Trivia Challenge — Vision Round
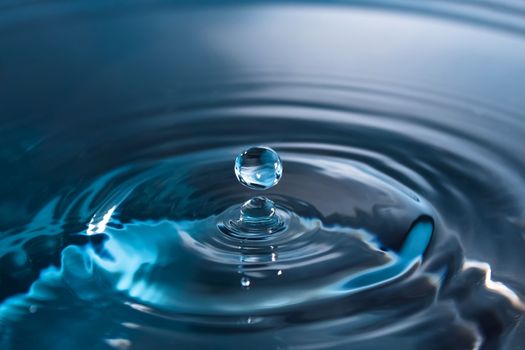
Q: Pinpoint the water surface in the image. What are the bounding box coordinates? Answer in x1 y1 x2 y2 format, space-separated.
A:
1 1 525 349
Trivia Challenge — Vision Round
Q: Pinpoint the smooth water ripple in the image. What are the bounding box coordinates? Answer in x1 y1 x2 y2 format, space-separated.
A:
1 1 525 350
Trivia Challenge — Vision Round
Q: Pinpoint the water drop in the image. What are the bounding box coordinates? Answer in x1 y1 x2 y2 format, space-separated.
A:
234 146 282 190
240 277 251 288
219 146 287 237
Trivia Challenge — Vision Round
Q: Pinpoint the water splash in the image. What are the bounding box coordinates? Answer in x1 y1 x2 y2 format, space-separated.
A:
221 147 286 237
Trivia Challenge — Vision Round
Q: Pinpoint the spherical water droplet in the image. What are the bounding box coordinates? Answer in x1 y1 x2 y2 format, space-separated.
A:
240 277 251 288
235 146 282 190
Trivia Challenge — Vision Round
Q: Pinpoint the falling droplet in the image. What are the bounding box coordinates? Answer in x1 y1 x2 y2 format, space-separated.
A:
219 146 287 238
234 146 282 190
240 277 251 288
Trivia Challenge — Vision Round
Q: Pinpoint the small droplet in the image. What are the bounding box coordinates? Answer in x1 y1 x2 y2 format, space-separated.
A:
240 277 251 288
235 146 282 190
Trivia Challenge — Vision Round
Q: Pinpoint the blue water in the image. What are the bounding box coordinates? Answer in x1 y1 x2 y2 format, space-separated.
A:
1 1 525 349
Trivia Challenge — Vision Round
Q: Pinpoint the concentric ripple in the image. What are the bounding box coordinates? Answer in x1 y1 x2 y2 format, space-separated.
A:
0 75 523 349
1 2 525 349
